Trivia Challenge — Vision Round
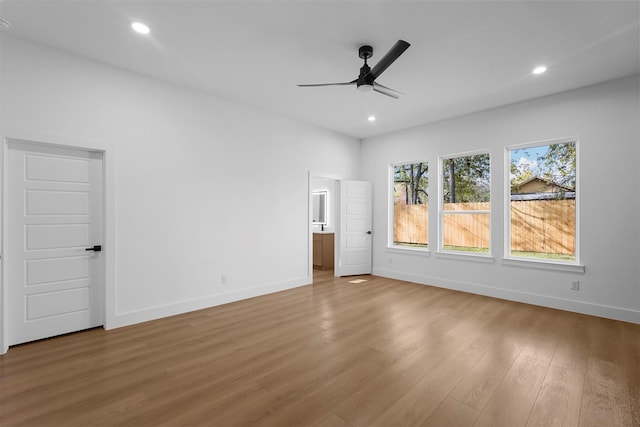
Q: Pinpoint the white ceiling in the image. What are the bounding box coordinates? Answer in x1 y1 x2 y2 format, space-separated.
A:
1 1 638 139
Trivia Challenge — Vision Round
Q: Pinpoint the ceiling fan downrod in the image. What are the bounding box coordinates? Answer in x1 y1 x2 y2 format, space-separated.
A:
357 45 374 92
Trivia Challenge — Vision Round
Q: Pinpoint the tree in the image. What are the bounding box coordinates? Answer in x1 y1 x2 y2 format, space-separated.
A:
443 154 490 203
394 163 428 205
510 142 576 197
538 141 576 190
510 158 534 193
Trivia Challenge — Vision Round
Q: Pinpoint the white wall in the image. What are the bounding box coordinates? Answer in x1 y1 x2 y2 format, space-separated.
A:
0 35 361 336
361 75 640 323
1 35 637 351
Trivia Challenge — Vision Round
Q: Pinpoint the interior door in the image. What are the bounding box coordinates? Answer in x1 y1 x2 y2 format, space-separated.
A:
338 180 372 276
7 140 103 346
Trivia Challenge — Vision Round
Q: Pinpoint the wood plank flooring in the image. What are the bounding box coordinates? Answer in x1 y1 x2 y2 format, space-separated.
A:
1 271 638 426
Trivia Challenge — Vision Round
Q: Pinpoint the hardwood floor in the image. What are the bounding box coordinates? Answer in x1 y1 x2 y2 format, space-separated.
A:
1 271 638 426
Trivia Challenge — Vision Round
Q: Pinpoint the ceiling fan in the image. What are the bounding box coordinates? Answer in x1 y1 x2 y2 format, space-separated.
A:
298 40 411 99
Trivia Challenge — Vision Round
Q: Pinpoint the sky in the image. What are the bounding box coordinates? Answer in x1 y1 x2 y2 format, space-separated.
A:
510 145 550 178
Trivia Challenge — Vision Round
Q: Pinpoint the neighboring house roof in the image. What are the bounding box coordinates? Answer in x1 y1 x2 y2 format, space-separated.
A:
512 176 575 200
513 175 574 194
511 192 575 201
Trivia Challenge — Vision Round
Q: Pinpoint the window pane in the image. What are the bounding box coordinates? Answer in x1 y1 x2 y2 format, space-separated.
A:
509 141 576 261
440 153 491 254
443 154 490 203
393 163 428 247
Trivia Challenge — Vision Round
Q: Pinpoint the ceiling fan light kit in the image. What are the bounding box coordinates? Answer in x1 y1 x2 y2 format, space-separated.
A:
298 39 410 99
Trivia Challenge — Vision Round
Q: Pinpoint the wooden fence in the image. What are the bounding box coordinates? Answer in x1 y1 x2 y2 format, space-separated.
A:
394 199 575 254
510 199 575 254
394 204 428 245
443 203 490 249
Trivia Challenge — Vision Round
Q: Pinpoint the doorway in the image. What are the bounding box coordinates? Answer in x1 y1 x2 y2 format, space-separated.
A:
4 139 105 346
311 177 337 277
309 177 373 278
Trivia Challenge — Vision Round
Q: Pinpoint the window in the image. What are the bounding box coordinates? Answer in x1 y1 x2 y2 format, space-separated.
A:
507 139 577 262
391 162 428 249
440 152 491 254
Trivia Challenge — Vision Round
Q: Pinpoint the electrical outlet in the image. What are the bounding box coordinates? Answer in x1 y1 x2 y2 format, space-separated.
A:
571 280 579 291
221 275 228 284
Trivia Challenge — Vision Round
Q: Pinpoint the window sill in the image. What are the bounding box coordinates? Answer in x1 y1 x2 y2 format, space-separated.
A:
387 246 431 257
435 251 495 263
502 257 585 273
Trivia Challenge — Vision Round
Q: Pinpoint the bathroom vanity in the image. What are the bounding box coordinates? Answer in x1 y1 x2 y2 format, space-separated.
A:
313 232 334 270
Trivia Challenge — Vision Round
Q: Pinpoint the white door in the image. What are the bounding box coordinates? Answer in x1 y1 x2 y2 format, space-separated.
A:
338 180 372 276
7 141 103 346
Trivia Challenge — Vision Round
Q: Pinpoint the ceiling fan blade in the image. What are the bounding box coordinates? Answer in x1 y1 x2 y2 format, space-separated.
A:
374 82 403 96
297 80 357 87
373 87 400 99
368 40 410 80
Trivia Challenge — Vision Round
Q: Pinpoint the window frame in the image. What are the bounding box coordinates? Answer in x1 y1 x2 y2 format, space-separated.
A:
388 160 430 253
503 137 582 270
437 149 492 258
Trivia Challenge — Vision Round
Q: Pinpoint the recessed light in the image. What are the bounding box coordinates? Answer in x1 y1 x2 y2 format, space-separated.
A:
532 65 547 75
368 116 376 122
131 21 150 35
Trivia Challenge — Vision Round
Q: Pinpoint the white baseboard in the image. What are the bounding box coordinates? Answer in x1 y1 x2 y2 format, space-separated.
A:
107 276 312 330
373 268 640 324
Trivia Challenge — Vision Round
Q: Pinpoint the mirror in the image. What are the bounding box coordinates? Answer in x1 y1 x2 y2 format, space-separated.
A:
312 191 327 225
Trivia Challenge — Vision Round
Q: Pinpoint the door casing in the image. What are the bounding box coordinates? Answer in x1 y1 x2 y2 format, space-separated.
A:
308 174 372 278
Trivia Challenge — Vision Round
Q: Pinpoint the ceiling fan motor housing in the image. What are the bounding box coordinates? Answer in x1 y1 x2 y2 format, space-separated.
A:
358 45 373 60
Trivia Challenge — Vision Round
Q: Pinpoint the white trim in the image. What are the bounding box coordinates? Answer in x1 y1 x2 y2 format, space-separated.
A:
307 172 313 279
0 131 115 354
507 135 579 152
372 268 640 324
439 148 493 160
438 157 444 251
334 180 340 277
503 145 512 263
386 246 431 256
1 140 6 354
435 251 495 263
502 257 585 273
442 210 491 215
110 276 311 329
575 139 581 264
388 164 394 248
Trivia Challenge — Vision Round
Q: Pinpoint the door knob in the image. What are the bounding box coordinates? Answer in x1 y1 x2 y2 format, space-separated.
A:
85 245 102 252
366 231 372 235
